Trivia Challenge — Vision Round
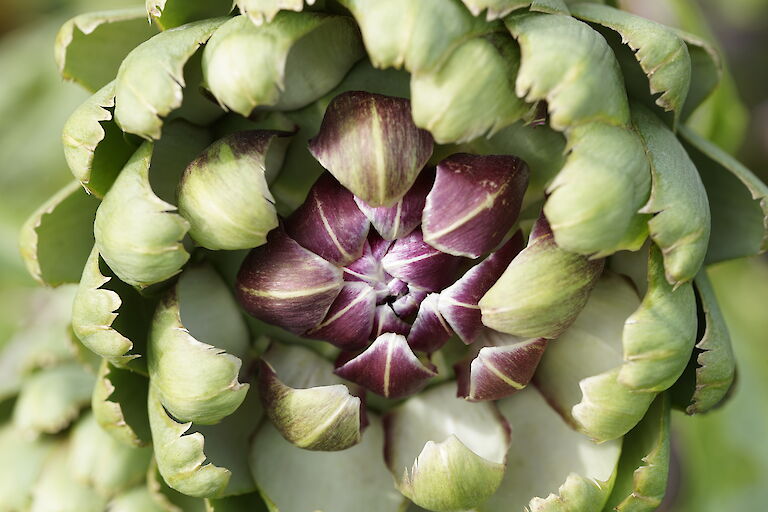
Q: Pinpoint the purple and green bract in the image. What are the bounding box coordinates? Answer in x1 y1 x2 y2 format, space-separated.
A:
236 91 539 400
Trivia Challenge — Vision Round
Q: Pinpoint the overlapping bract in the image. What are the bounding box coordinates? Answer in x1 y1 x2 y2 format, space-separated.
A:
6 1 766 511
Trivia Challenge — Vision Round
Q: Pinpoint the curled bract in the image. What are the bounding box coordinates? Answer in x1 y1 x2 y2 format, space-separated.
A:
535 272 656 442
94 122 211 288
258 343 362 451
480 217 604 339
148 264 250 425
384 383 510 511
178 130 292 250
202 13 364 116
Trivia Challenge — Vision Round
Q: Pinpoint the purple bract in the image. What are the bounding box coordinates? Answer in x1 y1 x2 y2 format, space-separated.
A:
237 91 539 400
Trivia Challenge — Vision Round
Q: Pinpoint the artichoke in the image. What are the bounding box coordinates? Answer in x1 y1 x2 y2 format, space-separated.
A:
5 1 768 511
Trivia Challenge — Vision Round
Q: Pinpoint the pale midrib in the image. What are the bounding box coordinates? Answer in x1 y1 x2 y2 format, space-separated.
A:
390 199 403 236
314 288 371 329
387 249 440 268
371 103 387 204
383 339 394 397
434 306 452 334
298 393 354 447
315 192 352 261
427 184 507 241
441 295 479 310
239 282 338 299
479 351 524 390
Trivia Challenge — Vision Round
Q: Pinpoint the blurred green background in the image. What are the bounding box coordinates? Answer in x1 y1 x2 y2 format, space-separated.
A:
0 0 765 510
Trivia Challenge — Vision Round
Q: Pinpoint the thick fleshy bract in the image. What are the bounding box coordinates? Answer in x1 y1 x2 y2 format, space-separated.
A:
370 305 412 339
408 294 453 353
258 344 362 451
306 282 377 350
535 272 656 442
285 172 370 265
381 229 463 291
93 121 211 288
178 130 290 251
236 230 343 333
440 233 523 344
149 265 250 425
480 218 603 339
335 333 436 398
308 91 434 207
422 153 528 258
202 13 364 116
456 332 547 402
354 168 434 241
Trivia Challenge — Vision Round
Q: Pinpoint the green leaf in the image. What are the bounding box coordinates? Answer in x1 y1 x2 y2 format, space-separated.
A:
73 246 153 369
603 394 670 512
0 286 78 401
205 492 269 512
114 17 227 139
146 459 208 512
631 104 710 286
570 3 691 123
236 0 317 26
19 181 100 286
683 64 747 155
149 264 250 425
92 360 152 447
459 1 537 20
341 0 498 74
202 13 364 117
250 417 403 512
259 343 362 451
55 8 158 92
675 29 722 121
29 444 107 512
147 0 234 30
544 122 650 256
679 125 768 263
619 245 697 392
94 121 211 288
108 486 168 512
530 0 570 14
0 425 54 511
482 387 621 512
671 271 737 415
505 12 629 131
62 81 140 198
148 384 260 498
69 413 153 497
534 272 655 442
410 32 529 144
13 362 96 436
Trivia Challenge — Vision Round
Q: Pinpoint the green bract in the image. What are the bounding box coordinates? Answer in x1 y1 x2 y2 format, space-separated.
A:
6 1 765 511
